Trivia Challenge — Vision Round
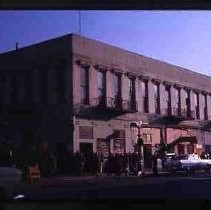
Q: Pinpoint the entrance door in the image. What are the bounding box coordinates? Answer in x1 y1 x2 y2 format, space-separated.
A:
79 143 93 155
178 144 185 155
79 143 93 173
187 144 194 154
143 144 152 168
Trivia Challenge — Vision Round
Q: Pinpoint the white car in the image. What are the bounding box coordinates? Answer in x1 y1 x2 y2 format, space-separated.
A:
165 154 211 174
0 166 25 201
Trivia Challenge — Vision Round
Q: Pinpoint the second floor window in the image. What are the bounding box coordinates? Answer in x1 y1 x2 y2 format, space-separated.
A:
202 94 208 120
164 86 171 114
113 73 121 99
10 75 18 104
141 80 148 113
129 77 135 100
184 89 191 116
193 92 199 119
154 83 160 114
98 71 106 98
175 88 181 115
39 70 47 106
80 66 89 104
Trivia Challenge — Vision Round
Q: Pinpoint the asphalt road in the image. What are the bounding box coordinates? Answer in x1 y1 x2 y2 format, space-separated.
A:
20 173 211 201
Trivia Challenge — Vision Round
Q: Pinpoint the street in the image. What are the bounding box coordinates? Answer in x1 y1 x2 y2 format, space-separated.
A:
20 173 211 201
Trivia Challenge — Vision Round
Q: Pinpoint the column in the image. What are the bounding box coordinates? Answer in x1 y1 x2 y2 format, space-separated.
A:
122 74 129 101
190 89 195 113
159 83 166 114
199 92 204 120
72 60 82 105
135 78 142 112
170 86 177 110
207 94 211 120
180 88 187 111
106 69 113 99
89 65 98 106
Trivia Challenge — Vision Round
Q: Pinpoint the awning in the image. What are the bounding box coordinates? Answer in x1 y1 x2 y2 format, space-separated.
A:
150 115 184 125
201 120 211 129
168 136 197 148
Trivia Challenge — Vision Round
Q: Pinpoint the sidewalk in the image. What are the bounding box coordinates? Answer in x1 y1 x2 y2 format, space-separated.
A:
27 169 171 188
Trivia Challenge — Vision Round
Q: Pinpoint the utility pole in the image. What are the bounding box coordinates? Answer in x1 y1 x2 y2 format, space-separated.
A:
79 10 81 35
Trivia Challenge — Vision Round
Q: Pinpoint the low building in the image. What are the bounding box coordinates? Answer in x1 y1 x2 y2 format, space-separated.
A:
0 33 211 168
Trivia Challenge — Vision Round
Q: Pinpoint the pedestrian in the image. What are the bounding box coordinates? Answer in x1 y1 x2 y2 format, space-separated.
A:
153 152 158 176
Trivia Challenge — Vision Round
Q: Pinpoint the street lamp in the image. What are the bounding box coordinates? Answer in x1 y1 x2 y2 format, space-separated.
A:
130 121 144 174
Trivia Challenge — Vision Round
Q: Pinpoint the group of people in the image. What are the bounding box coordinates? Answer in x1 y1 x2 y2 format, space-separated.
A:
201 152 211 159
0 140 162 178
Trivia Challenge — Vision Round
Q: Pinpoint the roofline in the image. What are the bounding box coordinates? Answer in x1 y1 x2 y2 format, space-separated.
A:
72 34 211 80
0 33 76 57
0 32 211 80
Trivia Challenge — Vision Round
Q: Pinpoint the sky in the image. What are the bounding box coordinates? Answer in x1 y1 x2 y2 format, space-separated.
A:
0 11 211 76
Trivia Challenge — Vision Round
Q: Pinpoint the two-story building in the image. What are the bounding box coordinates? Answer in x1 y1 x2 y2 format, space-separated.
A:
1 33 211 167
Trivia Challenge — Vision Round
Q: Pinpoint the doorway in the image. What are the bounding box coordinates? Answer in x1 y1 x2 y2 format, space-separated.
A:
79 143 93 155
79 142 93 173
143 144 152 168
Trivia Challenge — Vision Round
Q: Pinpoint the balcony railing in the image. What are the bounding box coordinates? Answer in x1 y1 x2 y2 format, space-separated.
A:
179 109 196 120
90 97 137 113
160 107 196 120
122 99 137 112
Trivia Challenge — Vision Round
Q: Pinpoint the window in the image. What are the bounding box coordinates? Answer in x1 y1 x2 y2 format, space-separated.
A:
25 73 33 105
141 80 148 113
113 73 121 108
193 92 199 119
113 73 121 99
202 94 208 120
10 74 18 104
165 86 171 115
184 89 191 117
98 70 106 98
55 62 66 104
143 133 152 144
80 66 89 104
175 88 181 115
129 77 136 109
39 70 47 105
154 83 160 114
79 126 93 139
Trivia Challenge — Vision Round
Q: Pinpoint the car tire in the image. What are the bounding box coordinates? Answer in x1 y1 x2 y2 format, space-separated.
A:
186 167 194 176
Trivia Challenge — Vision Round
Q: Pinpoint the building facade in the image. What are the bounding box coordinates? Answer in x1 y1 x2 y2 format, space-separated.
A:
1 33 211 167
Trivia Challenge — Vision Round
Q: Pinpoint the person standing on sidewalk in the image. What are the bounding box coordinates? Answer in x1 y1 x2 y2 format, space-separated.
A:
152 151 158 176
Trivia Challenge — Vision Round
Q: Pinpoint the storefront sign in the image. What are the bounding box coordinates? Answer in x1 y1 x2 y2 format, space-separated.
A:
196 144 203 149
113 138 125 154
97 139 110 157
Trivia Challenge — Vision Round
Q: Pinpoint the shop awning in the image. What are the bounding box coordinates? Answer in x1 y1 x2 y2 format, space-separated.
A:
150 115 184 125
201 120 211 129
168 136 197 149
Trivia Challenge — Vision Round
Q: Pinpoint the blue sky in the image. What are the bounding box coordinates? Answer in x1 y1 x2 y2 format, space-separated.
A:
0 11 211 76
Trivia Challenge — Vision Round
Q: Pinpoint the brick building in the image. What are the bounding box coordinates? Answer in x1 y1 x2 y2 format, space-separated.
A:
0 33 211 167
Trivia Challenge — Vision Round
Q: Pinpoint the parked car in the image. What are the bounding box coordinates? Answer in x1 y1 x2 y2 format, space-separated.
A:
0 166 26 201
162 153 176 170
165 154 211 174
